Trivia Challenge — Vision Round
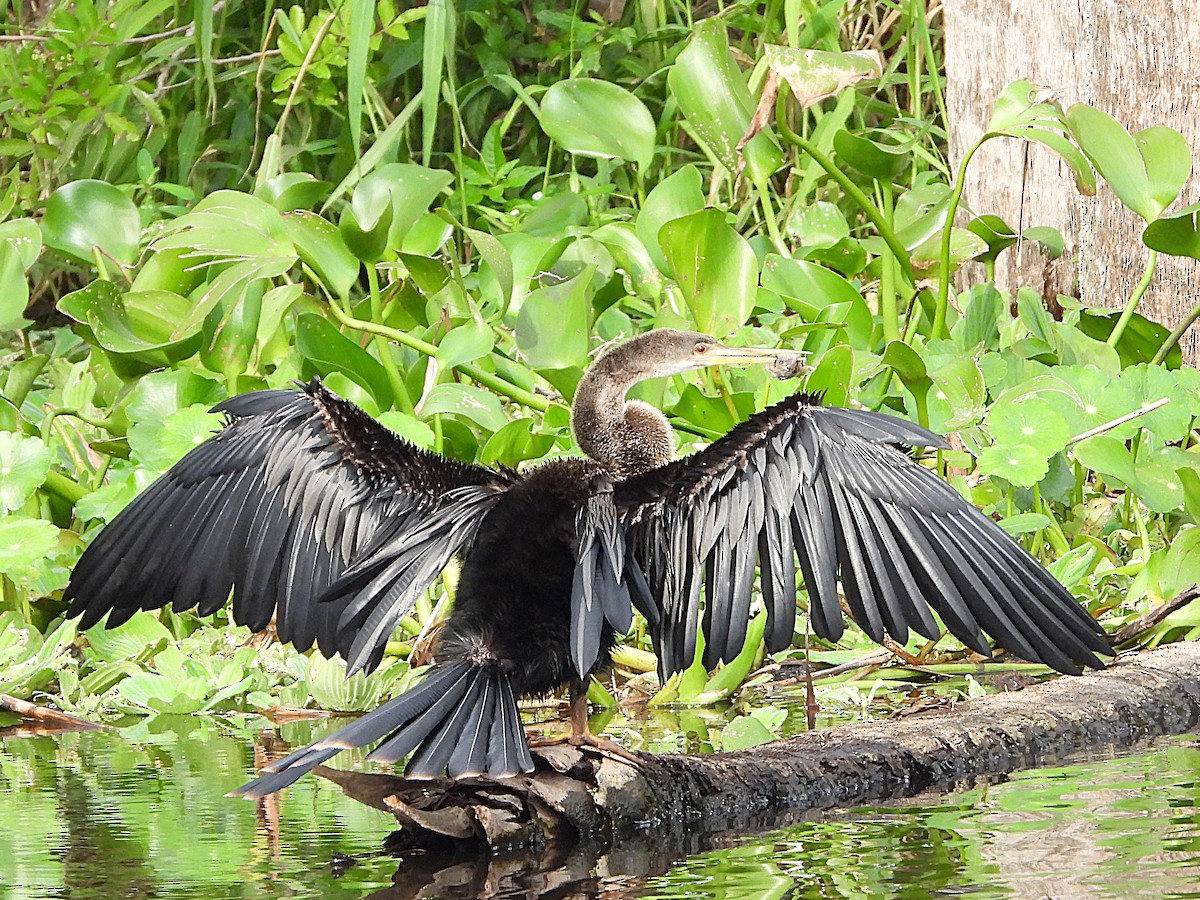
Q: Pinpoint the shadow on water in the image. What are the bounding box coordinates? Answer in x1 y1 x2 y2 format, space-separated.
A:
1 711 1198 899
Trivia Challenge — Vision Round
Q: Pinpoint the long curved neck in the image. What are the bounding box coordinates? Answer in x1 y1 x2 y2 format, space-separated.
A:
571 342 674 478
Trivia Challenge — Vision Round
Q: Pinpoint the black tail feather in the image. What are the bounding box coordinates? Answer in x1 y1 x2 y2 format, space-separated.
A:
231 660 532 799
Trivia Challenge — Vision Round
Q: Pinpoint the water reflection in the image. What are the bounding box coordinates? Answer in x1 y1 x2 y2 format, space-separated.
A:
1 717 1198 899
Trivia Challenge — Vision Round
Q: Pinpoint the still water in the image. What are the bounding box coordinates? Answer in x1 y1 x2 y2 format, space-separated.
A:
1 713 1197 899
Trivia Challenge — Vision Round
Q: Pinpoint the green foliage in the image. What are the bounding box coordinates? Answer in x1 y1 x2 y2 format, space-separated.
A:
2 0 1198 724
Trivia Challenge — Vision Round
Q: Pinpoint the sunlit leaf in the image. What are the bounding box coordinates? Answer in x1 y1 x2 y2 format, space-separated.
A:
668 20 753 171
987 398 1070 454
977 442 1050 487
437 321 495 369
420 383 508 432
515 270 592 370
0 432 52 512
661 210 756 336
540 78 655 170
42 180 140 265
636 165 705 275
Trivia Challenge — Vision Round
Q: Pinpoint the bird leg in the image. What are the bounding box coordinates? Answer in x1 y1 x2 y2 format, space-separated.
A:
530 681 644 768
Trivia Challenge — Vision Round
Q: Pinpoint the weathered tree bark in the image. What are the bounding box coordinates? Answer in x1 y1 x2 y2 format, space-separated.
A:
318 641 1200 853
944 0 1200 361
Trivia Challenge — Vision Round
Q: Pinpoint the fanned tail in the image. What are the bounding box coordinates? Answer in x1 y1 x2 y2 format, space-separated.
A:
231 660 533 799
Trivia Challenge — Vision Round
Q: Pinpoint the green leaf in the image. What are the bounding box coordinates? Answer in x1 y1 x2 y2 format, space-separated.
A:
1065 104 1157 220
1135 127 1192 216
281 211 359 298
515 270 592 370
128 405 222 471
1078 308 1180 369
84 612 173 663
996 513 1052 536
788 201 851 250
637 165 705 275
927 356 985 430
833 130 908 181
977 443 1051 487
1117 364 1193 442
257 172 331 212
363 163 454 250
1142 201 1200 261
1159 527 1200 600
760 256 871 347
717 713 778 751
420 383 509 432
1022 226 1065 258
480 418 556 467
1073 435 1135 485
295 313 393 409
668 20 753 171
42 179 140 265
0 518 60 575
465 227 514 310
437 321 495 369
125 369 224 429
0 432 52 512
966 214 1018 264
660 210 756 336
987 398 1070 455
0 218 42 269
0 243 30 331
986 82 1096 195
766 44 881 108
59 282 205 359
540 78 655 170
803 343 854 407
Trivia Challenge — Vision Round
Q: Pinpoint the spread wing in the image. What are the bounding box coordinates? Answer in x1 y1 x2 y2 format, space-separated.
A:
600 393 1111 679
65 380 514 674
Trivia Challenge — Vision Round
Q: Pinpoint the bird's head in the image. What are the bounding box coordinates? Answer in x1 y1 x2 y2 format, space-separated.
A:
602 328 806 382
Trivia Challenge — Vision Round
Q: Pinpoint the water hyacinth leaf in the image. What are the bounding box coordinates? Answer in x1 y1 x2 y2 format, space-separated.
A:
1143 201 1200 261
1065 104 1158 220
718 713 778 752
987 398 1070 454
927 356 985 431
0 243 30 331
295 312 393 408
591 223 662 298
890 180 952 250
1159 528 1200 600
911 228 988 276
420 383 509 433
1179 466 1200 520
1077 308 1180 369
956 283 1007 351
372 163 454 248
539 78 655 170
0 432 52 512
281 211 359 298
481 418 556 467
636 165 705 275
125 369 224 429
340 185 394 262
668 20 753 171
1022 226 1065 258
833 129 908 181
788 201 850 249
1073 435 1135 485
986 81 1096 195
996 513 1052 536
803 343 853 407
257 172 330 212
882 339 932 391
42 179 140 265
764 44 881 108
0 218 42 269
515 269 592 370
375 411 436 449
0 518 60 575
58 282 203 363
437 321 495 369
978 442 1050 487
465 227 514 309
1134 127 1192 215
761 255 871 345
966 214 1018 263
660 210 756 336
153 190 292 263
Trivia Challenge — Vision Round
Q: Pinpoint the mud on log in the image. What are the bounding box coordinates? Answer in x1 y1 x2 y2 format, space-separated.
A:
317 642 1200 851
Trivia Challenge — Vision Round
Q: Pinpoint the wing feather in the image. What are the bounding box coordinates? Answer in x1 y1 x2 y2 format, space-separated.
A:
608 392 1110 678
66 381 513 670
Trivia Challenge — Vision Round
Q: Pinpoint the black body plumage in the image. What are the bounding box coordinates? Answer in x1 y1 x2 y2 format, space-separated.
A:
64 330 1112 796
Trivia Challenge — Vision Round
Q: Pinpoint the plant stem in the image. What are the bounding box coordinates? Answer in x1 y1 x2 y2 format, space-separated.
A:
775 117 914 283
42 470 88 505
933 137 985 339
1108 250 1158 348
324 302 550 412
879 181 900 342
1151 286 1200 365
364 267 413 414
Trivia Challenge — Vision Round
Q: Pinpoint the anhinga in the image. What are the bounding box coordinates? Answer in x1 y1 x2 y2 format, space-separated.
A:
65 329 1112 796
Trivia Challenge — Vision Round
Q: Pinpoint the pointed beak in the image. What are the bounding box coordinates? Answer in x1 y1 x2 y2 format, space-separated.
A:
701 344 810 375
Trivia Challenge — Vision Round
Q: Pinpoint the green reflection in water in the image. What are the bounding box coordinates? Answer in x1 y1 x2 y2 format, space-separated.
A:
1 716 1198 899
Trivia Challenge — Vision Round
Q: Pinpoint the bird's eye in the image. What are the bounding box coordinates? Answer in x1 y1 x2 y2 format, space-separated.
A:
694 341 710 354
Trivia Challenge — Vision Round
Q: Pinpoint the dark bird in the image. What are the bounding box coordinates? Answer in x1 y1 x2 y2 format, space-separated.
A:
64 329 1112 795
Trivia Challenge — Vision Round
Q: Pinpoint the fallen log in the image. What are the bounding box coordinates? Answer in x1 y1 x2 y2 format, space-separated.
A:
316 642 1200 854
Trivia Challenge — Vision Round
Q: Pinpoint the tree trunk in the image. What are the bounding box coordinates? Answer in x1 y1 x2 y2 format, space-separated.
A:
943 0 1200 362
317 641 1200 852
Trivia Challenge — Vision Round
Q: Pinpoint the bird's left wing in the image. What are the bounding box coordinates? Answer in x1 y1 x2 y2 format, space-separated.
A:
65 380 515 674
601 393 1111 680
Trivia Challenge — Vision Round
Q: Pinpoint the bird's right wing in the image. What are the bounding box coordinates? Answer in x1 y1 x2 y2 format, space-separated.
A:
605 393 1111 679
65 380 514 673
